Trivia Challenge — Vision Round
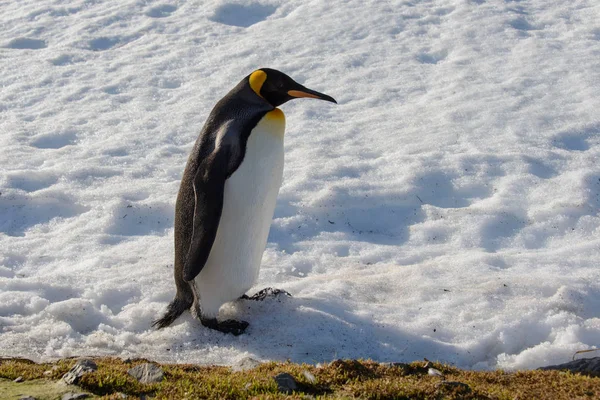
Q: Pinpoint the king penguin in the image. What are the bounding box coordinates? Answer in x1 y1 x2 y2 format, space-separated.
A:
153 68 336 335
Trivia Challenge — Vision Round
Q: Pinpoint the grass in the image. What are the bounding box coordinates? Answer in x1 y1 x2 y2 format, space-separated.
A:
0 357 598 399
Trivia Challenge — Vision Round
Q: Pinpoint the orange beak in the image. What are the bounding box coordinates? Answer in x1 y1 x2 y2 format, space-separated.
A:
287 87 337 103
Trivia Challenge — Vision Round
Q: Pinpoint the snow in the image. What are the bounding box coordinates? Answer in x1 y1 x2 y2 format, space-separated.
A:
1 0 599 370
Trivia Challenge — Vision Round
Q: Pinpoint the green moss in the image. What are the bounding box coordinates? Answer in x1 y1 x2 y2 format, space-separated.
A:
0 358 72 381
0 378 95 400
0 357 598 399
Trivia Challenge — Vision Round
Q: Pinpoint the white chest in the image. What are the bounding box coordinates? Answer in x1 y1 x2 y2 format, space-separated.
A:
194 109 285 317
225 112 285 214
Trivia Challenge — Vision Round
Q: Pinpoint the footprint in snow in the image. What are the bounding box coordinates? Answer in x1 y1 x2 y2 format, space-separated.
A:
5 172 58 193
88 36 121 51
50 54 82 66
509 17 537 31
87 35 140 52
434 7 455 16
103 85 122 95
5 38 47 50
30 131 77 149
417 50 447 64
552 134 590 152
522 156 558 180
480 213 527 252
210 3 277 28
146 4 177 18
150 77 182 89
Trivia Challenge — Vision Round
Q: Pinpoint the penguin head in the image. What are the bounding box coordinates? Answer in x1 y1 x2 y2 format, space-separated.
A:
248 68 337 107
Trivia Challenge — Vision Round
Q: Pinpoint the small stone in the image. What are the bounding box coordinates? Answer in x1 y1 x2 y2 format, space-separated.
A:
62 393 89 400
274 373 298 394
14 376 24 382
114 394 128 399
62 359 98 385
127 363 164 384
19 396 36 400
233 357 262 372
428 367 444 377
302 370 316 383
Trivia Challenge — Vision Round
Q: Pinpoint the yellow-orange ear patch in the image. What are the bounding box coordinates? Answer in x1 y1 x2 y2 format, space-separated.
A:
249 70 267 98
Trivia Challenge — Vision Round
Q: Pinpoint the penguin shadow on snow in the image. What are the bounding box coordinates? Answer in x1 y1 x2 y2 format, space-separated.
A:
173 295 465 365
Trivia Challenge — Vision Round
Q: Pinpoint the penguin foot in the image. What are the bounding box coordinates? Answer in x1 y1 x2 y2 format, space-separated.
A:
201 318 249 336
244 287 292 301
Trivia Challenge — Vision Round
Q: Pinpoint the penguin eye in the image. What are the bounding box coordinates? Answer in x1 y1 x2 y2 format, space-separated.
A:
266 80 283 93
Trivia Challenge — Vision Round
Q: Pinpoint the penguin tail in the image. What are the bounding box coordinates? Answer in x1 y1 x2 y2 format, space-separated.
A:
152 296 193 329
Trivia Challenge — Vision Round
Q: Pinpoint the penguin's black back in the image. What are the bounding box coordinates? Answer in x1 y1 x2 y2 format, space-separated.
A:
153 76 275 328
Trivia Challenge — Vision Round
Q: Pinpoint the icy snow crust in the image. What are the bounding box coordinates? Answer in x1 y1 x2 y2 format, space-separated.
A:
1 0 599 370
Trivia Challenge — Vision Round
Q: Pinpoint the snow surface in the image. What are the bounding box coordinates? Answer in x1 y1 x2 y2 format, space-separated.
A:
1 0 599 370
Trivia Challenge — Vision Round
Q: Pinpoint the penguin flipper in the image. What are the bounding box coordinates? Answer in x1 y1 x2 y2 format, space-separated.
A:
182 147 231 282
152 295 193 329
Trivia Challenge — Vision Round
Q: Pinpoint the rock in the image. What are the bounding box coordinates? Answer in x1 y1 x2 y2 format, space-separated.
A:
19 396 36 400
428 367 444 377
62 393 89 400
302 370 316 383
539 357 600 377
274 373 298 394
232 357 262 372
127 363 164 384
14 376 24 382
62 359 97 385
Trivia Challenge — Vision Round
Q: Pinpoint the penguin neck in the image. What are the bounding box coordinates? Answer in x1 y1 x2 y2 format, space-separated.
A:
231 80 276 111
262 108 286 138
